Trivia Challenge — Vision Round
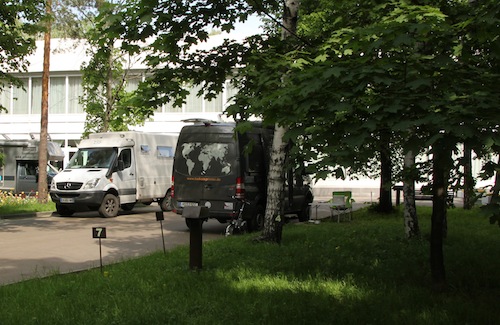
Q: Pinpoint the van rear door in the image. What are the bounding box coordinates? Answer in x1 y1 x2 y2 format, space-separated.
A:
173 128 238 216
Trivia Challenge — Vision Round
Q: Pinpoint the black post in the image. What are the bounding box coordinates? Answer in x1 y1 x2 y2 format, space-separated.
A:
189 219 203 270
182 206 208 270
156 211 166 255
99 238 103 274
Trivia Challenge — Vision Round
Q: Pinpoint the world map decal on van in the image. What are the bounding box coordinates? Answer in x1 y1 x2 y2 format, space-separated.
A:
180 142 233 176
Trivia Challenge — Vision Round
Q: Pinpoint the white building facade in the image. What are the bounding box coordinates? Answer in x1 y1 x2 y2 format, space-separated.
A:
0 39 235 166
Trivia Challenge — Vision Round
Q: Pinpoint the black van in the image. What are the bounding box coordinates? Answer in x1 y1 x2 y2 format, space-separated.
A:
171 120 314 231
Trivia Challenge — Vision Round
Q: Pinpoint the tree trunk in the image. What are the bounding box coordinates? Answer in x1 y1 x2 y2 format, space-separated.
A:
37 0 52 203
260 125 288 243
258 0 299 243
378 139 393 212
463 143 474 209
403 150 419 239
430 139 452 291
103 49 113 132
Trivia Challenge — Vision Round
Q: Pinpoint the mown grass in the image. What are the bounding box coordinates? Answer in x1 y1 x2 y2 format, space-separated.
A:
0 191 55 215
0 206 498 324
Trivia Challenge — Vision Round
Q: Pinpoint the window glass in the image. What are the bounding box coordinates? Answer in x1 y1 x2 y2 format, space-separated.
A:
125 75 141 92
175 139 235 177
163 100 178 113
186 84 203 112
0 85 10 111
205 92 223 112
225 81 239 107
140 145 150 154
157 146 173 158
31 78 42 114
12 79 28 114
49 77 66 113
119 149 132 168
68 76 83 113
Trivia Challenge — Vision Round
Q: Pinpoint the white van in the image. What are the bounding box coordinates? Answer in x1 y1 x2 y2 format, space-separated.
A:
50 131 177 217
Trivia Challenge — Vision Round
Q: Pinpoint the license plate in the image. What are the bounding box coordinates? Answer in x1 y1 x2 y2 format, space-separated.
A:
180 202 198 207
60 198 75 203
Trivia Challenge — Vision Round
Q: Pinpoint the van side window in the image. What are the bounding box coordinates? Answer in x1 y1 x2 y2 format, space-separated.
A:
119 149 132 168
157 146 173 158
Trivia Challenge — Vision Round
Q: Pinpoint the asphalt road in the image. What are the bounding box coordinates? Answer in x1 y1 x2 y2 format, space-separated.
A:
0 205 228 286
0 201 336 286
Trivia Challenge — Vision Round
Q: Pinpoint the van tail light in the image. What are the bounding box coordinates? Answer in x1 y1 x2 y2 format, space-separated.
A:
235 177 245 199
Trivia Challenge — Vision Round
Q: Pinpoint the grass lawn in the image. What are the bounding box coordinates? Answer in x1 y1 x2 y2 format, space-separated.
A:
0 206 498 324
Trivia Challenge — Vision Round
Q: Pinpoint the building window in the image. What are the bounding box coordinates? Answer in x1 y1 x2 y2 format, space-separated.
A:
49 77 66 114
225 81 238 108
205 92 223 113
186 84 203 112
12 78 29 114
0 85 10 111
68 76 83 113
31 77 42 114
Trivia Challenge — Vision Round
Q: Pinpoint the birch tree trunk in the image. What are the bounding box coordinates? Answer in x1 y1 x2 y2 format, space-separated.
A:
403 150 419 239
261 125 288 242
37 0 52 203
259 0 300 243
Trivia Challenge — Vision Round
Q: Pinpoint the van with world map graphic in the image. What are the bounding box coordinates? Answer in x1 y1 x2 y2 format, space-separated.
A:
171 119 314 231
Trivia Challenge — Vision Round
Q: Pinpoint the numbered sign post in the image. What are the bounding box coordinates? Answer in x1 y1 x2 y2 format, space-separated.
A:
92 227 107 274
156 211 166 255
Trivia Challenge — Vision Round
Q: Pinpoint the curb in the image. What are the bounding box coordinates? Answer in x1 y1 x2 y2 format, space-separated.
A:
1 211 55 220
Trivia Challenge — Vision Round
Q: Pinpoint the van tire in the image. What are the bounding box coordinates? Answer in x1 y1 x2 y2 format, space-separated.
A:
99 194 119 218
249 206 265 232
159 191 172 211
56 204 74 216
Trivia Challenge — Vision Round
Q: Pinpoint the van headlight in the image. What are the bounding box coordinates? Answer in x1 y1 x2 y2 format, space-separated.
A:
50 180 56 191
83 178 100 189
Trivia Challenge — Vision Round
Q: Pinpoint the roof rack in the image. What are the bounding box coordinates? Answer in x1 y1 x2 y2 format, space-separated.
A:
181 118 220 126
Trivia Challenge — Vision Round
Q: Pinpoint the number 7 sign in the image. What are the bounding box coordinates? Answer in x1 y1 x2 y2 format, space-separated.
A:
92 227 107 238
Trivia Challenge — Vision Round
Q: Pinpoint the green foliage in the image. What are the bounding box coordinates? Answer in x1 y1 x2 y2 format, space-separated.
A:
94 0 499 194
0 0 45 112
80 1 154 136
0 207 499 324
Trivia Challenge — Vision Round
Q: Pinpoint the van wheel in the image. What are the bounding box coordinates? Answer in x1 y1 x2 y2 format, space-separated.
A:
249 206 264 232
56 204 74 216
159 192 172 211
99 194 119 218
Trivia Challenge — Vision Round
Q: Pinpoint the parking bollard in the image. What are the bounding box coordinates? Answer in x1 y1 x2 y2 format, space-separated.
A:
182 206 208 270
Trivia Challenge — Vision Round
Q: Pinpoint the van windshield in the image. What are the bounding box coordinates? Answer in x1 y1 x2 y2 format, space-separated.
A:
66 148 116 169
176 141 235 177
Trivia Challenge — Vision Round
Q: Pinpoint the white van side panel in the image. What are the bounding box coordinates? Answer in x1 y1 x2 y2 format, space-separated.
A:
131 133 176 200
